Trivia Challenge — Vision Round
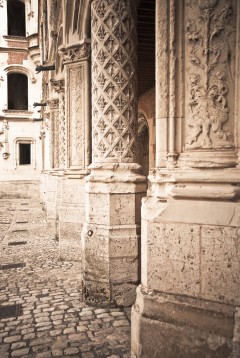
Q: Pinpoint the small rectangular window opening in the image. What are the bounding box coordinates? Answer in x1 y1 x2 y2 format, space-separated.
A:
19 143 31 165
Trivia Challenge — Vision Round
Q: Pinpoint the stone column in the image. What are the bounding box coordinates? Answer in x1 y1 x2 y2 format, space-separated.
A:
82 0 146 306
132 0 240 357
57 42 92 261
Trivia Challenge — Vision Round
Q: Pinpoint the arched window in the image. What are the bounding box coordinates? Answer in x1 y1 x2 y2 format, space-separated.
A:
7 0 26 37
8 73 28 110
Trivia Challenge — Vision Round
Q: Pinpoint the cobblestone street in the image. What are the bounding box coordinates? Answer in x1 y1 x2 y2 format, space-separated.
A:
0 198 131 358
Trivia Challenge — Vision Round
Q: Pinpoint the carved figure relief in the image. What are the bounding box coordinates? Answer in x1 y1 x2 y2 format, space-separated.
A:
185 0 236 149
91 0 137 162
60 44 90 64
68 66 83 167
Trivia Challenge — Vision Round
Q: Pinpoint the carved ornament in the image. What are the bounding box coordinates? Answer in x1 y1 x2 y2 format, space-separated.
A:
91 0 137 162
185 0 236 149
60 43 91 63
28 11 34 19
47 99 59 109
50 79 65 93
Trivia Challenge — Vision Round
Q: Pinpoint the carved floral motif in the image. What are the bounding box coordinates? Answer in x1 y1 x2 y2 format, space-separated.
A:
91 0 137 162
185 0 236 149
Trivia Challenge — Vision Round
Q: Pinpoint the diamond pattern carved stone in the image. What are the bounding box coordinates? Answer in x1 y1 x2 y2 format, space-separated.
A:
92 0 137 162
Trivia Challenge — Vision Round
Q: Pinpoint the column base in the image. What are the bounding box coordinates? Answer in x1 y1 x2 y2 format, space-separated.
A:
131 285 237 358
82 163 146 306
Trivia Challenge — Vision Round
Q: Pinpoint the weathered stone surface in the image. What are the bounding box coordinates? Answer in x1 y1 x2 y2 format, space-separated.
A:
132 286 234 358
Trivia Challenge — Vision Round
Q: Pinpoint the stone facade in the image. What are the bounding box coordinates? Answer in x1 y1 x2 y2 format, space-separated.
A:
1 0 239 357
0 0 42 192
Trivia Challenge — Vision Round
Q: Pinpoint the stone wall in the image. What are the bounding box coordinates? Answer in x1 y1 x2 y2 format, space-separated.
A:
132 0 240 356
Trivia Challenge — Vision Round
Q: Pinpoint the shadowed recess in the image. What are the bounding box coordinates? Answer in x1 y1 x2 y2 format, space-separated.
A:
8 241 28 246
0 304 23 319
0 263 26 270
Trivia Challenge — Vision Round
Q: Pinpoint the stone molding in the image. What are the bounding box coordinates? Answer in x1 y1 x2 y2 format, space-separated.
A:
91 0 138 163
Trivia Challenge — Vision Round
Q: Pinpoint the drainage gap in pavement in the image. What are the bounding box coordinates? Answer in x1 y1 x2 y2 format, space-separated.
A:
8 241 28 246
0 304 23 319
0 263 26 270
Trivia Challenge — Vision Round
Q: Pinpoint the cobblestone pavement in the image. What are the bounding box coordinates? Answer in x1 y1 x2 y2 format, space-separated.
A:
0 199 131 358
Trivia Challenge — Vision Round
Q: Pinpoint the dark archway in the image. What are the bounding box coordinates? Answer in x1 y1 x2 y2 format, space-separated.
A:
7 0 26 37
8 73 28 110
138 114 149 177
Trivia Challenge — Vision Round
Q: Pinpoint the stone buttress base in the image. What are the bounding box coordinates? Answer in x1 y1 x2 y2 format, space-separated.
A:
131 194 240 357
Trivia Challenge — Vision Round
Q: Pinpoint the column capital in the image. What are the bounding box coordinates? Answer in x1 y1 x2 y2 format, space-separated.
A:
58 42 91 64
50 79 65 93
47 99 59 109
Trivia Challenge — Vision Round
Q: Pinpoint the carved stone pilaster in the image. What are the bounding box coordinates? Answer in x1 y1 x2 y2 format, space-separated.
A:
50 80 66 169
48 98 59 169
185 0 236 151
66 65 90 169
58 90 66 169
91 0 137 163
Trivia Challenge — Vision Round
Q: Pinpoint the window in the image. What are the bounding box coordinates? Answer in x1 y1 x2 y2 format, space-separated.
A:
19 143 31 165
8 73 28 110
7 0 26 37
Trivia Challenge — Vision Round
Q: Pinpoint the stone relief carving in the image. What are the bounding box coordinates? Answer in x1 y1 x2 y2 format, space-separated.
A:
60 44 90 63
50 79 64 93
91 0 137 162
47 99 59 109
68 67 83 167
50 0 58 25
185 0 236 149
